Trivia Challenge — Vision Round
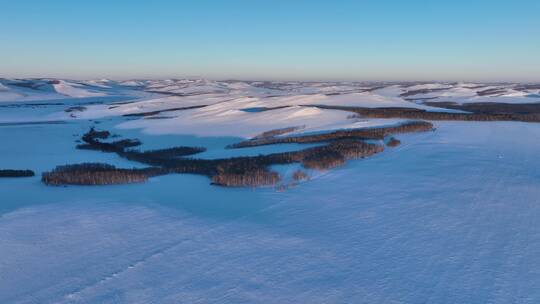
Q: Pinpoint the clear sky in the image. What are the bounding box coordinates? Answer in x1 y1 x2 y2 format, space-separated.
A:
1 0 539 82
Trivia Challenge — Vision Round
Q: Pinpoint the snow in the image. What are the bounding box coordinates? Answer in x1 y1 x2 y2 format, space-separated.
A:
53 82 450 138
116 104 402 138
2 78 540 303
405 83 453 91
2 122 540 303
51 80 107 98
0 79 108 102
2 78 538 106
400 83 540 104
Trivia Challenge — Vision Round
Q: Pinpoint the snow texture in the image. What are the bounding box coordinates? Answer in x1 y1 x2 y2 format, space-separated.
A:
1 78 540 303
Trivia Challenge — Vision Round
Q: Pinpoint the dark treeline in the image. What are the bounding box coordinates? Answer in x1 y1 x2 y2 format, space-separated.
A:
43 126 392 187
76 128 204 157
387 137 401 147
310 105 540 123
515 84 540 91
240 106 290 113
116 138 384 183
399 87 450 97
125 147 207 160
65 106 87 113
476 88 506 96
424 102 540 115
43 118 434 187
292 170 309 181
82 128 111 141
42 163 164 186
78 128 142 152
252 126 304 139
78 138 142 153
228 121 433 148
0 169 35 178
211 169 280 187
118 139 383 175
122 105 207 117
299 140 384 169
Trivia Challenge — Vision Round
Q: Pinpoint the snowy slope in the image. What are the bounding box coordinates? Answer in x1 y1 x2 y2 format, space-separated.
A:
51 80 107 97
0 79 140 102
117 104 404 138
400 82 540 104
2 78 539 105
2 78 538 138
48 80 448 138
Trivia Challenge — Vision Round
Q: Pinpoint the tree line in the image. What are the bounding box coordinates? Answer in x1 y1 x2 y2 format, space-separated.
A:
228 121 433 148
0 169 35 178
311 105 540 123
42 163 159 186
42 122 430 187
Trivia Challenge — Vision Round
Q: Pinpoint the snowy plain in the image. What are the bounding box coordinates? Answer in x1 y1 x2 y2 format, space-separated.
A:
1 79 540 303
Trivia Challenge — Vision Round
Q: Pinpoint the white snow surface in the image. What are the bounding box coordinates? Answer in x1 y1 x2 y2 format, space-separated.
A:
116 103 402 138
28 79 471 138
2 78 540 303
0 79 141 102
2 78 539 105
1 122 540 303
399 82 540 104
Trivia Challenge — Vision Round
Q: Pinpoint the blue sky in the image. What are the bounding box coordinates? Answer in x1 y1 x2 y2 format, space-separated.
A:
1 0 539 81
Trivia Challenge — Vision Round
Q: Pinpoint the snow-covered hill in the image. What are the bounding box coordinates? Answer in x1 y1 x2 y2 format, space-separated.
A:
2 78 539 104
1 78 539 137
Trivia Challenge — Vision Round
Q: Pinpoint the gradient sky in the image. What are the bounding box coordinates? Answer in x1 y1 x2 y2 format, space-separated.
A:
1 0 539 81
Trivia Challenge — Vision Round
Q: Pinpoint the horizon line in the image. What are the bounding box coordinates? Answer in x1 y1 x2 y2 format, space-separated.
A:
1 76 539 84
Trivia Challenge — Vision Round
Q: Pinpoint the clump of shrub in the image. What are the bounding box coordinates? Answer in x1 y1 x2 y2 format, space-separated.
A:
476 88 506 96
275 183 289 192
252 125 304 139
211 169 280 187
302 151 345 169
311 105 540 123
82 127 110 141
228 121 433 148
399 87 449 97
77 138 142 152
424 101 540 115
42 163 158 186
77 127 140 153
292 170 309 181
122 146 206 161
65 106 87 113
122 105 207 117
298 140 383 170
76 129 205 160
0 169 35 178
240 106 290 113
387 137 401 147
